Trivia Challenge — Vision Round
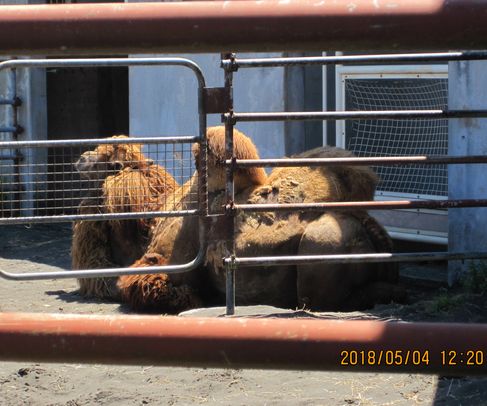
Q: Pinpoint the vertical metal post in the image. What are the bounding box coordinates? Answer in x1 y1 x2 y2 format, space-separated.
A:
222 52 236 316
6 67 21 214
197 67 209 261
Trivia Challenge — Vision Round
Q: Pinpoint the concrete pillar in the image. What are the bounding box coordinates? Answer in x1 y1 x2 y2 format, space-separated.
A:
448 60 487 284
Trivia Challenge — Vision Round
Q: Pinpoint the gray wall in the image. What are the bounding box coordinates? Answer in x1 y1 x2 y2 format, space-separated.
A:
0 0 47 215
448 60 487 284
129 53 288 165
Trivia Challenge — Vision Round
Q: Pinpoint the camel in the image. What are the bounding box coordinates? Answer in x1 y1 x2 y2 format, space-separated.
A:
72 135 178 300
205 145 402 310
118 126 405 312
117 126 266 312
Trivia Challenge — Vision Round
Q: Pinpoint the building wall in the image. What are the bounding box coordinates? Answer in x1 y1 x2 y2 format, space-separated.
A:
0 0 48 216
448 60 487 284
129 53 288 166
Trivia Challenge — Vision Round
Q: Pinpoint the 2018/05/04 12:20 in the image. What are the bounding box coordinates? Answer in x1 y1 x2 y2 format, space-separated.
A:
340 350 485 367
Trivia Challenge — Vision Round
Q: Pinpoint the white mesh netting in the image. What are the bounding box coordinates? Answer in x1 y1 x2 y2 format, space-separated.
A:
344 78 448 196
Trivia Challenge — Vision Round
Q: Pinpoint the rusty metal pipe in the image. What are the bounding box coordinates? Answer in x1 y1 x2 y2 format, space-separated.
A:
2 1 487 55
0 313 486 374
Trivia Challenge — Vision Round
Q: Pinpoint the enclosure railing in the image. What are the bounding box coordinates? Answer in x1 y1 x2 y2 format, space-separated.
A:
0 57 209 280
3 1 487 54
1 312 486 375
0 51 487 375
221 50 487 315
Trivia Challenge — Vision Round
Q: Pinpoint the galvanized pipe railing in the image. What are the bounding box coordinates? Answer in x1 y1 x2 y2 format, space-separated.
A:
224 251 487 267
0 57 209 282
228 155 487 168
232 199 487 213
0 313 485 375
222 51 487 69
0 249 206 281
0 135 199 148
0 98 19 106
223 53 237 316
226 110 487 122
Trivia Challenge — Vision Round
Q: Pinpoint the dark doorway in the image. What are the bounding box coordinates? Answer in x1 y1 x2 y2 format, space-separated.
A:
44 65 129 215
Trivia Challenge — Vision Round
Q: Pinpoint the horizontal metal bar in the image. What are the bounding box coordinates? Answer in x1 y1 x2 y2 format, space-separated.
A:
0 209 199 225
229 110 487 123
0 248 204 281
225 51 487 69
0 153 22 160
0 126 18 133
233 199 487 212
225 251 487 267
0 186 23 193
0 135 199 149
3 1 487 54
228 155 487 168
0 98 17 105
0 313 486 374
0 58 206 89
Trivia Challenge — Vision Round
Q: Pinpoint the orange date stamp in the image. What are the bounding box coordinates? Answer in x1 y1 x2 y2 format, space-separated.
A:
340 349 485 367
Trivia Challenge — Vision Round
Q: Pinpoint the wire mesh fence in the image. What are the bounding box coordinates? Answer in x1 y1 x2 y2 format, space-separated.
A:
0 136 199 223
345 78 448 196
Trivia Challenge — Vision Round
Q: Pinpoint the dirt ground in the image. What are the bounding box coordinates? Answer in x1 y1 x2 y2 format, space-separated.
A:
1 224 486 406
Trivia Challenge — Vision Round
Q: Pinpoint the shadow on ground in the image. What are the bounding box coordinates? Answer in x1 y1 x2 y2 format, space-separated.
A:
0 224 72 269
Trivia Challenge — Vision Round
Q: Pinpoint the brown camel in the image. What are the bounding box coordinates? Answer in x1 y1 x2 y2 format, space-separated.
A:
72 135 178 300
117 126 266 312
118 126 404 313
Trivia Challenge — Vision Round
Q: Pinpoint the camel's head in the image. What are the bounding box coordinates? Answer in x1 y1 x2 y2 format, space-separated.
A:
192 126 267 193
75 135 153 181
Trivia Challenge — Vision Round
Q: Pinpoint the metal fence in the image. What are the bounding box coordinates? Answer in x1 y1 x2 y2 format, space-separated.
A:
220 51 487 315
0 57 209 280
1 52 487 320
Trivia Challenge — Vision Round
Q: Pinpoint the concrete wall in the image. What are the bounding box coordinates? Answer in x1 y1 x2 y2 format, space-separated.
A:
129 53 289 169
448 60 487 284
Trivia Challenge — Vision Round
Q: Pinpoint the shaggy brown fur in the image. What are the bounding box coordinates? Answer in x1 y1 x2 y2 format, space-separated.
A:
203 146 401 310
117 253 202 313
250 146 378 206
296 211 403 311
118 127 403 313
193 126 267 193
72 135 178 300
117 126 267 310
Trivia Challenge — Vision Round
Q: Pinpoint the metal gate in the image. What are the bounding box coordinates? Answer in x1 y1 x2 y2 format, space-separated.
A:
0 57 209 280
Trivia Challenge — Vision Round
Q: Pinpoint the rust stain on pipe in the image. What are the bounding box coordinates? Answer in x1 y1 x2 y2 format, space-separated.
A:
0 0 485 55
0 312 486 374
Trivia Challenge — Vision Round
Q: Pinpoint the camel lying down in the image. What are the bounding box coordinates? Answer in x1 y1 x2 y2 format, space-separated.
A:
72 136 178 300
115 126 406 313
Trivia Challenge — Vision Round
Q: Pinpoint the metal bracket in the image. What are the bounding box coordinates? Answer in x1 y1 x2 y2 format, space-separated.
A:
203 87 231 114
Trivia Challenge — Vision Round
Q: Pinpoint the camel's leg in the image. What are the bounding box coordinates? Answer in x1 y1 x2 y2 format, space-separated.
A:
297 212 399 311
117 253 203 314
349 211 400 284
72 220 121 301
